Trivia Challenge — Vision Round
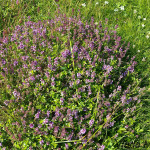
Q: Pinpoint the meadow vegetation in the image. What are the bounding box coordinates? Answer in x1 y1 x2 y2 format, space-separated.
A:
0 0 150 149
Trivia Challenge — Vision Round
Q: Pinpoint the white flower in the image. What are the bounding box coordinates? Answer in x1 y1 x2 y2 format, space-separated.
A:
133 45 135 48
95 22 98 25
146 35 149 39
137 50 140 52
143 18 146 20
114 8 118 12
81 3 86 7
95 2 99 5
104 1 109 5
134 10 137 13
138 16 141 19
142 24 145 27
142 57 146 61
120 6 124 10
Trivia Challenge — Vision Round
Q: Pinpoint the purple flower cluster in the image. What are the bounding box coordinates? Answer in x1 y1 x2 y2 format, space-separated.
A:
61 49 71 58
0 9 143 150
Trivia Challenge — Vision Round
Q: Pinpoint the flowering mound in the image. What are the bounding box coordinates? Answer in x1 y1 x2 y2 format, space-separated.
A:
0 10 144 149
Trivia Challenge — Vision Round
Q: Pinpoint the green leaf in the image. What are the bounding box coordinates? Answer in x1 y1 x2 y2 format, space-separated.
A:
36 105 41 109
118 127 126 134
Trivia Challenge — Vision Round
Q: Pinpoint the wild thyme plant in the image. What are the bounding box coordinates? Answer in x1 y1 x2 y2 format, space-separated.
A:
0 9 145 150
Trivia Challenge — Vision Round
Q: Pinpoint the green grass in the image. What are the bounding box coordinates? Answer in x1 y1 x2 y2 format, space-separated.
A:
0 0 150 149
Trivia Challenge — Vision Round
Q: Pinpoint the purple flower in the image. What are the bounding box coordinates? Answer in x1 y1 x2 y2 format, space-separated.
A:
68 116 73 122
23 64 28 69
89 41 94 50
31 46 36 52
16 0 19 5
39 139 44 145
22 56 29 61
122 71 127 76
13 60 18 66
43 118 49 124
76 79 80 84
60 98 64 103
127 97 132 104
51 81 55 87
18 42 24 49
114 133 118 138
86 70 90 77
65 143 69 149
73 110 78 118
61 49 71 58
82 140 87 144
48 64 52 69
38 124 42 128
11 36 15 41
121 95 126 104
67 132 73 140
77 95 81 99
117 85 122 91
35 111 40 119
51 77 55 81
69 81 73 87
106 115 111 121
77 73 81 78
31 61 37 66
85 23 90 29
58 26 62 31
40 78 45 84
3 38 8 44
103 64 113 73
88 91 92 95
29 123 34 128
67 109 72 116
86 54 91 62
40 41 46 47
109 121 115 127
52 65 56 71
80 128 86 135
13 89 18 97
60 128 66 138
33 29 38 35
30 76 35 81
4 100 9 106
85 79 90 84
48 122 54 130
54 126 59 134
72 45 78 53
89 119 94 126
72 94 76 98
55 110 60 117
2 59 6 65
54 57 59 65
127 66 134 73
45 72 50 78
47 110 50 117
0 143 2 146
36 74 41 79
99 145 105 150
35 127 39 132
29 146 33 150
91 71 96 78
